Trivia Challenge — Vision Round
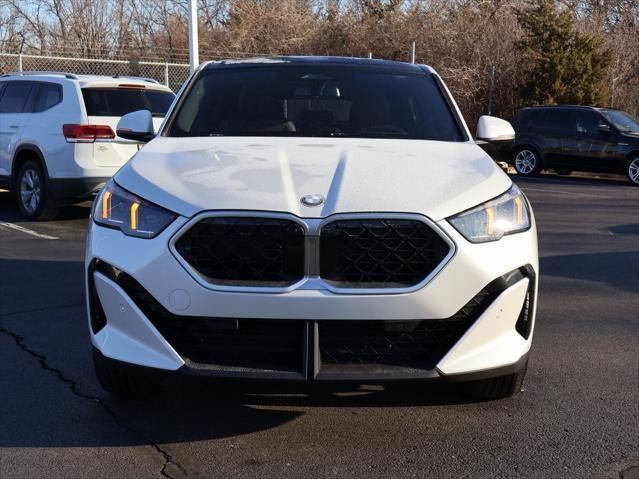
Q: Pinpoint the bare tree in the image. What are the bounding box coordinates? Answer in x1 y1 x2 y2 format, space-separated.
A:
0 0 637 117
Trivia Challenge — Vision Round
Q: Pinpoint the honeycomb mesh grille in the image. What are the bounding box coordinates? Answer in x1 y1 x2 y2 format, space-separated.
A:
320 218 450 288
174 217 305 287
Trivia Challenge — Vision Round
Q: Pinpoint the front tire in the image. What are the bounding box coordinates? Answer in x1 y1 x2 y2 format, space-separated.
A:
626 157 639 186
93 348 163 396
463 361 528 401
513 147 542 176
16 160 59 220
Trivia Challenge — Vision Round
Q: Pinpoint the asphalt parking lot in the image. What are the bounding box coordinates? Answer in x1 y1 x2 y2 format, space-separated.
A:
0 174 637 479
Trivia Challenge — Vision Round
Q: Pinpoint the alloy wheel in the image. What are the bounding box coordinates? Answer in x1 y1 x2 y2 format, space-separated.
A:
20 168 42 214
628 158 639 185
515 150 537 175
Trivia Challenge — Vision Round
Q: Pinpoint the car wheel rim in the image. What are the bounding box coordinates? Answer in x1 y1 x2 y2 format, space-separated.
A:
629 158 639 184
20 168 41 213
515 150 536 174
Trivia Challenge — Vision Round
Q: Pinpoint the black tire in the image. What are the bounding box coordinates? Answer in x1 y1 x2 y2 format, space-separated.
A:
626 156 639 186
554 169 572 176
93 348 163 396
513 147 543 176
463 361 528 401
15 160 60 220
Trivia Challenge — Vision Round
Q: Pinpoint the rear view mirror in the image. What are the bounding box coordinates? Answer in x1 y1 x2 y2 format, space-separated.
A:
116 110 155 143
476 115 515 142
597 124 612 133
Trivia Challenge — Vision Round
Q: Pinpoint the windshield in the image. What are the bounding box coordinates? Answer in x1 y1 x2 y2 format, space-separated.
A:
600 110 639 132
82 88 175 117
167 66 464 141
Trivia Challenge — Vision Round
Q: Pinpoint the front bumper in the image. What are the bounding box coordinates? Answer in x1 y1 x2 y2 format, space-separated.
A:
86 215 538 382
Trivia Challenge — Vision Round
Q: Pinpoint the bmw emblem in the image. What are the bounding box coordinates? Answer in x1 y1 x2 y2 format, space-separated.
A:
301 194 325 207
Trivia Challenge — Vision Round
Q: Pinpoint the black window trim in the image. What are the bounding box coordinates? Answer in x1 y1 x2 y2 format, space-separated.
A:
161 64 469 141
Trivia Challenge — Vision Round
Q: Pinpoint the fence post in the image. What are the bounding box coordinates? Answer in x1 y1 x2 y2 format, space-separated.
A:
411 41 416 64
17 54 23 72
128 58 140 78
164 62 170 88
368 52 372 59
188 0 199 72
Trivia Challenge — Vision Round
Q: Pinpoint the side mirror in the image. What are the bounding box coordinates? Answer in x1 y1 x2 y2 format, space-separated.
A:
597 124 612 134
476 115 516 142
116 110 155 143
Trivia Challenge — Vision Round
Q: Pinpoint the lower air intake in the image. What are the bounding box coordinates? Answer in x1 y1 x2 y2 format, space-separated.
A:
318 288 493 372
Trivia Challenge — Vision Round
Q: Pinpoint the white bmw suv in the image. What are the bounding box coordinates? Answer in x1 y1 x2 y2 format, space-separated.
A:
0 72 175 219
87 57 538 400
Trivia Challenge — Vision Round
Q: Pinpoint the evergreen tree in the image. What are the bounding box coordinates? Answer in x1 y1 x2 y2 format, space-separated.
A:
516 0 612 106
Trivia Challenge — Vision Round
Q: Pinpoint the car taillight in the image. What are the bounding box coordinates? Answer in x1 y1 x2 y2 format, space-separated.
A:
63 124 115 142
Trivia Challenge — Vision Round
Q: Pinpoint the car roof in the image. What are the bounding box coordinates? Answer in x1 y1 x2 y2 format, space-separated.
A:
519 105 605 112
0 72 173 91
202 56 435 74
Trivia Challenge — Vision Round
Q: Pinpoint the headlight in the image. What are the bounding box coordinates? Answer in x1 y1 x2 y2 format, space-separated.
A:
448 184 530 243
93 180 177 238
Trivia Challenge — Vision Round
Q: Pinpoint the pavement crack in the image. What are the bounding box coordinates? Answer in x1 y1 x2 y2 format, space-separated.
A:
0 325 187 479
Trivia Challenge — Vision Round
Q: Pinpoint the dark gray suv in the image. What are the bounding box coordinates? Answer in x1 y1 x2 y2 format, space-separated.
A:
509 105 639 185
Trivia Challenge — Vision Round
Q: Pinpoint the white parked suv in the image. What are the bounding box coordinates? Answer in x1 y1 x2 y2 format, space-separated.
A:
87 57 538 400
0 72 175 219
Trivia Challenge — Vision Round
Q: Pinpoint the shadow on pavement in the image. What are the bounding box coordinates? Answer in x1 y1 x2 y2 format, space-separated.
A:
0 346 476 448
540 251 639 294
608 223 639 236
0 189 92 223
0 259 85 315
512 172 629 187
97 379 475 446
0 257 478 449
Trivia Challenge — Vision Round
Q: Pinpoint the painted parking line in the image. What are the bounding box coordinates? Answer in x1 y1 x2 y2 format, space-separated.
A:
0 221 59 240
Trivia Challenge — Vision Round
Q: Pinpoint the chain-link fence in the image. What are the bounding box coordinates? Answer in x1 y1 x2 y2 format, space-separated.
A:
0 53 191 92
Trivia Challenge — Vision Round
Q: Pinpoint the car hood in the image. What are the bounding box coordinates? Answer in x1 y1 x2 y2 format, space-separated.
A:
115 136 511 221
